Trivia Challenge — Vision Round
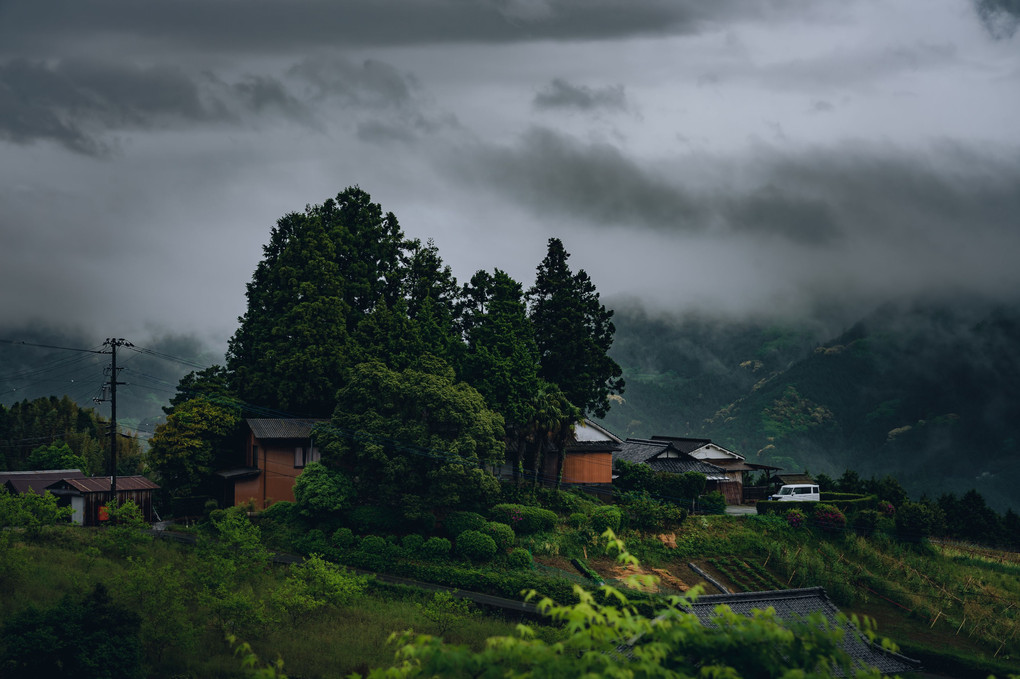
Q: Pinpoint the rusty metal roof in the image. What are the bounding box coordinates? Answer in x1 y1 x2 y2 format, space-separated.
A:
1 469 87 495
46 475 160 493
247 418 325 440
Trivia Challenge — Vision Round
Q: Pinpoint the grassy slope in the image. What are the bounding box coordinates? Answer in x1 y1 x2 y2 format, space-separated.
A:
3 514 1018 678
0 528 535 679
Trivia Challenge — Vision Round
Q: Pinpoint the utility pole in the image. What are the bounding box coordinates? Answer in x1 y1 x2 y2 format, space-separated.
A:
98 338 132 505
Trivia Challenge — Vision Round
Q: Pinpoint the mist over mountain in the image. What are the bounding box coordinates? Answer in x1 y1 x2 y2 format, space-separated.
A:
5 291 1020 512
600 296 1020 511
0 326 221 437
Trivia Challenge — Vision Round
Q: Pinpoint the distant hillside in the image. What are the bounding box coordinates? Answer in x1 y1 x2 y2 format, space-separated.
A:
601 300 1020 511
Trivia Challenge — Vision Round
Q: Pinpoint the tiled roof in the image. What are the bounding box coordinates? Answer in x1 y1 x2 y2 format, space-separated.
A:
46 476 159 493
686 587 920 675
247 418 325 440
646 458 728 479
615 439 669 464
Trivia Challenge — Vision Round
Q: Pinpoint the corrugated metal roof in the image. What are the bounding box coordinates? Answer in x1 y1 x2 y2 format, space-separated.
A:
687 587 921 675
47 476 160 493
247 418 325 440
1 469 86 495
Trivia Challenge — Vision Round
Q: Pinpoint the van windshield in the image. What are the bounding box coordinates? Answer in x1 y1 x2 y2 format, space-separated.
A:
777 487 794 495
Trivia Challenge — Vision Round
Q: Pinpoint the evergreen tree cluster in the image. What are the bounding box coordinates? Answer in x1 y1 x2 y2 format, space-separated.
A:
156 187 624 516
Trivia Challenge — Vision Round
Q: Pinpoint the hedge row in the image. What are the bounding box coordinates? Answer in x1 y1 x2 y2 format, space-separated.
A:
756 495 877 516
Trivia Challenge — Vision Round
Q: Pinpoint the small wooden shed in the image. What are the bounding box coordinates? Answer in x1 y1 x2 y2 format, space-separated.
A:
45 476 160 526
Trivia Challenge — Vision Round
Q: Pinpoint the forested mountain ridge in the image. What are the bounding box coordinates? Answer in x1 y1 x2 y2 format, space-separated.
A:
600 299 1020 512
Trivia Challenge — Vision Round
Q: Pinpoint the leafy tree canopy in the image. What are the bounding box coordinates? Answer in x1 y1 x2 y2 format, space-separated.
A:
147 397 242 503
317 356 504 519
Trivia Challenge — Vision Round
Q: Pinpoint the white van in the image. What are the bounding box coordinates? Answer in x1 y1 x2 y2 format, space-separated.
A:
770 484 820 502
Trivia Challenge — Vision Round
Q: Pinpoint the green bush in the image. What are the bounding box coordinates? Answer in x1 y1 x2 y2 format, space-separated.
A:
359 534 388 554
296 528 330 555
444 511 487 538
484 522 515 552
506 548 532 570
568 512 589 530
895 501 939 542
537 488 597 515
617 492 687 532
421 536 452 559
332 527 356 548
851 510 881 536
490 504 557 534
589 505 621 533
401 534 425 554
698 491 727 515
455 530 497 563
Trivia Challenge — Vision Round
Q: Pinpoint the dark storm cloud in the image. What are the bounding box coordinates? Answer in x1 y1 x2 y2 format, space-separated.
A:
451 126 706 229
0 0 819 56
0 58 313 155
975 0 1020 39
290 57 417 109
450 127 1020 255
533 78 629 112
0 59 214 155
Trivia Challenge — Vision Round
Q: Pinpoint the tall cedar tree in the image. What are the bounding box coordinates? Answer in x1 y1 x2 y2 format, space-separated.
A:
226 187 406 416
527 238 624 418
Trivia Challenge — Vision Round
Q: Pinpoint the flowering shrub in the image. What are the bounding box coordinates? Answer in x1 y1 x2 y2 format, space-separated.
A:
878 500 896 516
812 504 847 533
785 508 807 529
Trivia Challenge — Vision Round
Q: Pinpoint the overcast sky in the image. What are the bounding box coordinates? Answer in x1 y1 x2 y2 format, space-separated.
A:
2 0 1019 354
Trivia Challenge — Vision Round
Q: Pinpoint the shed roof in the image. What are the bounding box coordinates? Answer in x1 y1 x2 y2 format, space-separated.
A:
247 418 326 440
686 587 920 675
1 469 88 494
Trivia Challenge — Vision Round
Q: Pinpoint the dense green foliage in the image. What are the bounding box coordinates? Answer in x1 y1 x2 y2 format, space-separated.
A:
2 583 143 679
317 357 504 519
0 395 142 475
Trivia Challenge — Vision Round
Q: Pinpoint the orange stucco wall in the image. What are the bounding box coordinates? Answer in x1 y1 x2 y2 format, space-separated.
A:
562 452 613 484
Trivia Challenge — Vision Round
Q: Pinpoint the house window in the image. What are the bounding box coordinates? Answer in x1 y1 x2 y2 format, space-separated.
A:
294 445 321 468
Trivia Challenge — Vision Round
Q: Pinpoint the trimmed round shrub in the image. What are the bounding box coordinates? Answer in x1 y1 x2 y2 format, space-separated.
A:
617 492 687 532
444 511 487 538
812 504 847 534
484 521 515 552
421 536 452 559
506 548 532 570
455 529 497 563
568 512 588 530
785 508 807 529
359 534 388 554
332 527 356 548
401 533 425 553
590 505 622 534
